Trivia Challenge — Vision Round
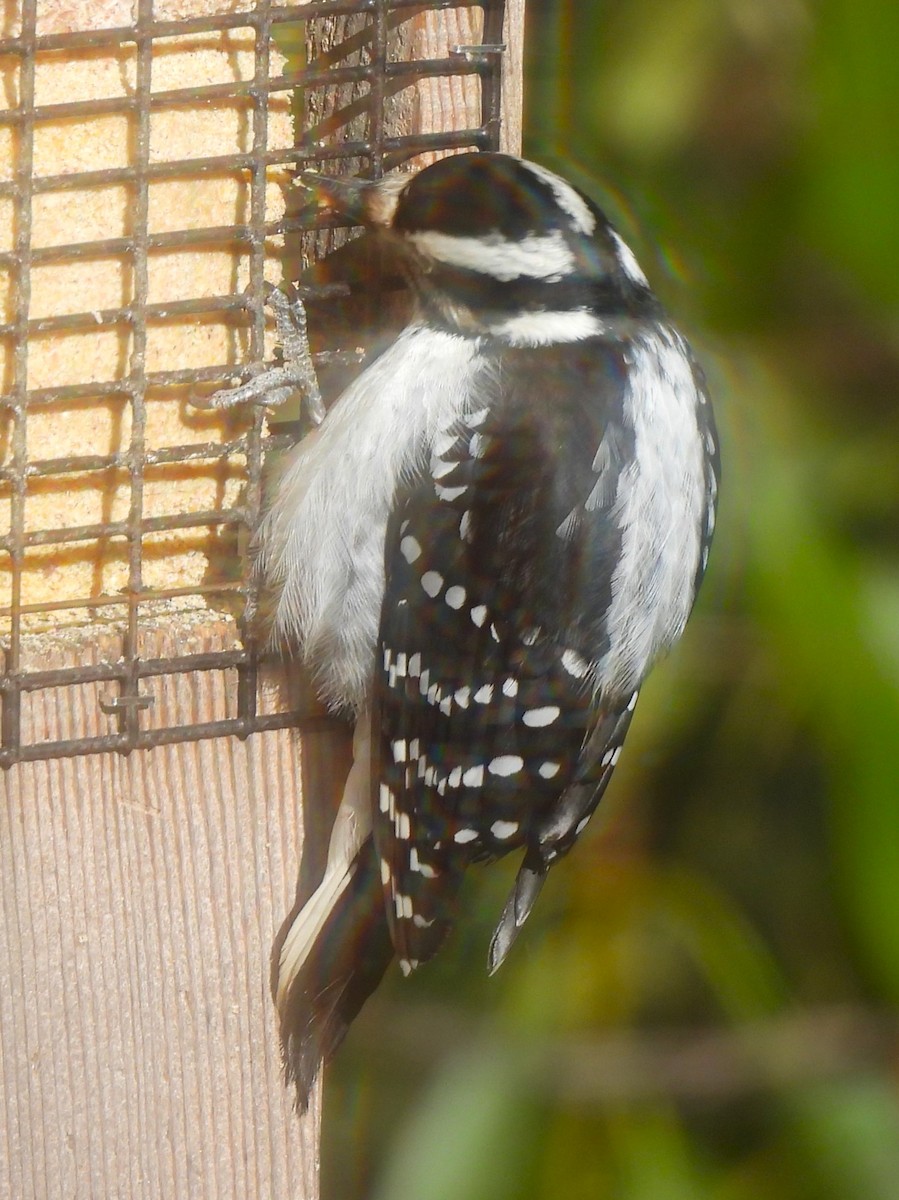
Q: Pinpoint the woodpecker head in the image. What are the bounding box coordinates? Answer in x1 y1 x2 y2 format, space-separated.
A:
300 152 660 344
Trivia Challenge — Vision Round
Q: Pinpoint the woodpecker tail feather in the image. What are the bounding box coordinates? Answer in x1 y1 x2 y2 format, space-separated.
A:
275 712 393 1108
487 852 547 975
276 836 393 1107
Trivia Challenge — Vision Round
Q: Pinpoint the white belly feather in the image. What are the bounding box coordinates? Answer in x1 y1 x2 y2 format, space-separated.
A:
257 325 482 712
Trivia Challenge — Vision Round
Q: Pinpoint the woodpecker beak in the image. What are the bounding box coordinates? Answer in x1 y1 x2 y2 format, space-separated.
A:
297 171 408 229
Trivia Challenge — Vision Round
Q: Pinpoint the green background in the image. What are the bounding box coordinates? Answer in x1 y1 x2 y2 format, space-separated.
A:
326 2 899 1195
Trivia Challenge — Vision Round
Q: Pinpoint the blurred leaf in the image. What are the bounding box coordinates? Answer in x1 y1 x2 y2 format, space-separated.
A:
373 1047 539 1200
805 0 899 305
789 1078 899 1200
607 1107 709 1199
655 868 790 1020
745 392 899 1000
588 0 724 159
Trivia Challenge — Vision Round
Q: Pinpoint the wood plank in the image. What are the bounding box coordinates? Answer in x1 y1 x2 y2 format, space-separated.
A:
1 627 325 1198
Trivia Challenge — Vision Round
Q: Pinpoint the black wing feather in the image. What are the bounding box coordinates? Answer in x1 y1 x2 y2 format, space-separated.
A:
371 341 640 969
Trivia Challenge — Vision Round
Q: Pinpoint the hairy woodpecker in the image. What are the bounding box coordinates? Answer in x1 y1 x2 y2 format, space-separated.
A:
238 153 719 1105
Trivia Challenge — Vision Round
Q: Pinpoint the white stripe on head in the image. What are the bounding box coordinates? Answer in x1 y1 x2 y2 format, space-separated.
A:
521 161 597 235
488 308 605 346
610 231 649 287
408 229 575 281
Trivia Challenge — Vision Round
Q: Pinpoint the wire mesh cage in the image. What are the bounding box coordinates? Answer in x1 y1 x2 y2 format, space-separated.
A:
0 0 510 767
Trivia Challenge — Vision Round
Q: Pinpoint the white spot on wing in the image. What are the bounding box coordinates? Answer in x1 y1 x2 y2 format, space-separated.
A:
522 705 560 727
436 484 468 502
400 535 422 563
561 649 591 679
454 827 478 844
462 764 485 787
410 847 437 878
432 458 456 480
433 430 457 456
488 754 523 777
556 510 580 540
395 810 411 839
586 427 624 512
445 585 466 609
538 761 560 779
421 571 443 597
491 819 519 839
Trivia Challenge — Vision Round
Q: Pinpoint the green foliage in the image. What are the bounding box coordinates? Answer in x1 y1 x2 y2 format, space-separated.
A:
324 2 899 1196
371 1049 541 1200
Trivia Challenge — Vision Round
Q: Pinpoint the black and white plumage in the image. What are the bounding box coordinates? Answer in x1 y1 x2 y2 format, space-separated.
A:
261 152 720 1104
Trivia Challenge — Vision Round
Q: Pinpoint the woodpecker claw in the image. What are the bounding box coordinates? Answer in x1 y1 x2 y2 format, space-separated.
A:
202 284 324 424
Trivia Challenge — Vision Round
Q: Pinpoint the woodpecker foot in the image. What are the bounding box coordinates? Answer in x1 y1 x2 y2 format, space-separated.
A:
204 282 325 426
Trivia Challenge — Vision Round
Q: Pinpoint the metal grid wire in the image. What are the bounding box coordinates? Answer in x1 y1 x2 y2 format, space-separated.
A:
0 0 507 766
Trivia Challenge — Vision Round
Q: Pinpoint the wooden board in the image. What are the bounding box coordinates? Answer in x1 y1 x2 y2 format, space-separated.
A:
1 718 324 1199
